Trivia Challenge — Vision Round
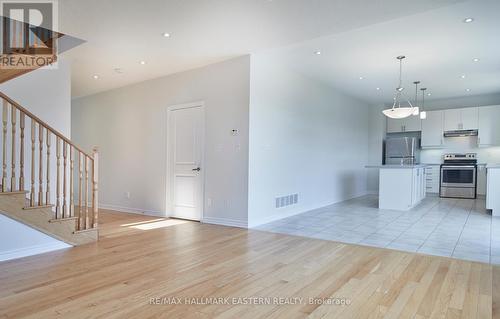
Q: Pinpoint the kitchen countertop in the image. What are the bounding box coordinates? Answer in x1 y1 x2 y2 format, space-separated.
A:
422 163 488 166
365 164 430 169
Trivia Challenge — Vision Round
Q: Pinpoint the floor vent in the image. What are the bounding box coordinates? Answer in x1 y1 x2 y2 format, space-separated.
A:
275 194 298 208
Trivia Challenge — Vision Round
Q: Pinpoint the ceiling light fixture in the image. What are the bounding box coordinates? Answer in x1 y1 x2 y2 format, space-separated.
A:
463 17 474 23
382 56 416 119
359 76 364 80
461 75 466 79
412 81 420 116
427 93 431 96
376 87 380 91
162 32 171 38
92 75 99 79
140 61 146 65
473 58 480 62
314 51 321 55
420 88 427 119
466 88 471 92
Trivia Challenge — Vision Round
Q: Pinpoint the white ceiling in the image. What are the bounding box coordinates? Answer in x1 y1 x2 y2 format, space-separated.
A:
263 0 500 104
58 0 466 98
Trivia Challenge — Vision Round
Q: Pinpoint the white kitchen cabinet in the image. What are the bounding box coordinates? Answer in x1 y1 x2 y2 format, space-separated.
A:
404 115 422 132
444 109 461 131
444 107 478 131
376 165 427 211
478 105 500 147
421 111 444 148
411 167 425 207
386 115 421 133
424 165 440 194
387 118 404 133
486 166 500 216
461 107 479 130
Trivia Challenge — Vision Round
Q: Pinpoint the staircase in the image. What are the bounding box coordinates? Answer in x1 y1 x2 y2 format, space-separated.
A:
0 92 99 246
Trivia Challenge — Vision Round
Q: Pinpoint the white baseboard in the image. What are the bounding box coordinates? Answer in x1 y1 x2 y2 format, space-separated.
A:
202 216 248 229
0 242 71 262
98 203 166 217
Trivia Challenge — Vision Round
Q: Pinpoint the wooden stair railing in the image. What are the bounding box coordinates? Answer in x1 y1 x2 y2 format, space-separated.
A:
0 91 99 232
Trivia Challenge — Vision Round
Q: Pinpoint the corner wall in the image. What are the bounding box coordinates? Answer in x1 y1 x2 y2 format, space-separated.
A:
248 54 370 227
72 56 250 226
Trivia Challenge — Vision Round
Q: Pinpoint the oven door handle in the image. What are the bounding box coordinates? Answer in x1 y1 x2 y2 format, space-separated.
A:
441 166 476 169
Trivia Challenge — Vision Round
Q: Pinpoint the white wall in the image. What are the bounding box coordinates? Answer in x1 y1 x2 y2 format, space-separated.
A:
72 56 250 226
0 214 70 261
248 54 370 227
0 59 71 137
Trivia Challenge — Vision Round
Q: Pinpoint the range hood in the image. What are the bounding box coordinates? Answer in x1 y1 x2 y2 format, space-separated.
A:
443 129 478 137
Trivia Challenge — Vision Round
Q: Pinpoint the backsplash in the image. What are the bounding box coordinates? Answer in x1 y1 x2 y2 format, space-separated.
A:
421 136 500 164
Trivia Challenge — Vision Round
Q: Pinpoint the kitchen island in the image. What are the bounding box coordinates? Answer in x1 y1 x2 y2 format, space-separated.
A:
366 165 428 211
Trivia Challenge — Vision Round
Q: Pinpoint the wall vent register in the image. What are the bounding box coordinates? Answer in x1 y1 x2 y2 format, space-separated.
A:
275 194 298 208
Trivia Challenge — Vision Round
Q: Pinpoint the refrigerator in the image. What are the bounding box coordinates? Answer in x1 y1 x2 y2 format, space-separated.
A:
384 137 419 165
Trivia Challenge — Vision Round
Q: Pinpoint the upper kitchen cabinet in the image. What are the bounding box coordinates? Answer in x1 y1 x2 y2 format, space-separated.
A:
444 107 478 131
478 105 500 147
386 115 421 133
461 108 479 130
421 110 444 148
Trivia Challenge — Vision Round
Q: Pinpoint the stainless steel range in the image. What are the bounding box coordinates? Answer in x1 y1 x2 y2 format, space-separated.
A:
440 153 477 199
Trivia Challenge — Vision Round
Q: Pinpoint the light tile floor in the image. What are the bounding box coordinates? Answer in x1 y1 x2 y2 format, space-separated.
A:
254 195 500 264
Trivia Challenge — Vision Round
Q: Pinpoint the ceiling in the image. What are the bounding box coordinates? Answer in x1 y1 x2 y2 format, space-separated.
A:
58 0 466 98
262 0 500 104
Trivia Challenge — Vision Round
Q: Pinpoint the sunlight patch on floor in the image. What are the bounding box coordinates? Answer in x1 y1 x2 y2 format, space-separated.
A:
125 219 190 230
120 219 166 227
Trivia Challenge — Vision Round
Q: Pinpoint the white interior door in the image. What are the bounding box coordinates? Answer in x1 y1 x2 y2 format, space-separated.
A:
167 103 204 221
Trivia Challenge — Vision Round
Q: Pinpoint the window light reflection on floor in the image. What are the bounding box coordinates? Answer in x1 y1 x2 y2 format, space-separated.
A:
121 219 189 230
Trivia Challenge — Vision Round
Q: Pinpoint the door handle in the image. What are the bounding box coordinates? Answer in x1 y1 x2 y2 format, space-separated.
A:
192 167 201 171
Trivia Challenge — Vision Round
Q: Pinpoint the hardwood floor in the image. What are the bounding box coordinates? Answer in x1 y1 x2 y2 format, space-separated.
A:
0 209 498 318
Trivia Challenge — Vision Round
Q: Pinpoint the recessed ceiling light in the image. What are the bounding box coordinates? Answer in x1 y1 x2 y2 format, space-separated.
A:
473 58 480 62
376 87 380 91
314 51 321 55
466 88 471 92
461 74 466 79
92 75 99 79
463 17 474 23
162 32 171 38
427 93 432 96
359 76 364 80
140 61 146 65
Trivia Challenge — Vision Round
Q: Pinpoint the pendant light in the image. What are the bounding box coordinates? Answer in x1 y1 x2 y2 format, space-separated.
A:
412 81 420 116
382 56 416 119
420 88 427 119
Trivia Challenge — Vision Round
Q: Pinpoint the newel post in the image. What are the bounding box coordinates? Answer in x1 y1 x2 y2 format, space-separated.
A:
92 147 99 228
